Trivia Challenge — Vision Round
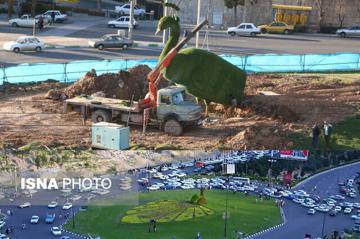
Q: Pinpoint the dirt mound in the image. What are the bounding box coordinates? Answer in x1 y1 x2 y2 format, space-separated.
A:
226 123 293 149
61 65 152 100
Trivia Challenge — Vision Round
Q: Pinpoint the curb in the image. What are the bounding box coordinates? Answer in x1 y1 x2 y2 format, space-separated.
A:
244 207 287 239
60 210 90 239
44 41 164 49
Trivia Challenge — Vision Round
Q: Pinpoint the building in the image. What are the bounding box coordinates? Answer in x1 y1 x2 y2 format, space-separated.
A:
166 0 360 32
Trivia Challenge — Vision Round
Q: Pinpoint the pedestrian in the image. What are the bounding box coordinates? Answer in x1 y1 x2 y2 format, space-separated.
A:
323 121 333 148
51 11 56 25
38 16 44 31
311 123 320 149
196 232 201 239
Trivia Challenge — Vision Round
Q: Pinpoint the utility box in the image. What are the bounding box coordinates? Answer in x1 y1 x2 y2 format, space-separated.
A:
92 122 130 150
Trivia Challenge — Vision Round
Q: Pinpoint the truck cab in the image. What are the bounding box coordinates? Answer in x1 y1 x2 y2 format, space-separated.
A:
156 86 202 135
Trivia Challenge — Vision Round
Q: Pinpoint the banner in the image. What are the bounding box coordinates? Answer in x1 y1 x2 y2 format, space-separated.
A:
271 150 309 160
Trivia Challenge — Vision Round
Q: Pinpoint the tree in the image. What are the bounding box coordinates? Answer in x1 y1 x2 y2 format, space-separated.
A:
31 0 37 16
314 0 330 29
97 0 102 11
7 0 14 18
224 0 245 25
336 0 346 27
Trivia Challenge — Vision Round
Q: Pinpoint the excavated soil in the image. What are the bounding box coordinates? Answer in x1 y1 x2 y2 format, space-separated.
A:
0 72 359 150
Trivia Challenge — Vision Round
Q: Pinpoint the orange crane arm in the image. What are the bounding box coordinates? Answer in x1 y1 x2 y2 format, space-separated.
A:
140 19 209 109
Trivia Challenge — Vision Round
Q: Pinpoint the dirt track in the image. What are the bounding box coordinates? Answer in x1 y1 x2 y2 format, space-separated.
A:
0 73 359 149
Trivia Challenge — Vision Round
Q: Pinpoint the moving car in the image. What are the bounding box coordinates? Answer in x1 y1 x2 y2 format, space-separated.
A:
45 213 55 224
257 21 294 34
107 16 138 28
62 203 73 210
88 34 133 50
48 201 58 208
336 26 360 37
227 23 261 37
307 208 316 215
37 10 67 23
18 202 31 208
51 227 62 236
3 36 45 53
30 215 40 224
115 4 145 16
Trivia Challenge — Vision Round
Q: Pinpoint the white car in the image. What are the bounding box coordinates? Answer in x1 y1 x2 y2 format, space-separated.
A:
352 214 360 220
307 208 316 215
115 4 145 16
62 203 73 210
3 36 45 53
18 202 31 208
335 206 342 212
51 227 62 236
344 207 352 214
227 23 261 37
38 10 67 23
9 14 37 27
336 26 360 37
30 215 40 224
0 220 5 229
108 16 138 29
48 201 58 208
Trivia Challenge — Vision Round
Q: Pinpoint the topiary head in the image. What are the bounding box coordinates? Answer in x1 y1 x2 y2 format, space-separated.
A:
155 16 180 35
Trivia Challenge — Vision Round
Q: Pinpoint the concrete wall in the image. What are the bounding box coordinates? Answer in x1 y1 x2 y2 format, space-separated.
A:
168 0 360 31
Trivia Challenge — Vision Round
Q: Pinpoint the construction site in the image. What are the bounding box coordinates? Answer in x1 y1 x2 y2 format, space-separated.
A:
0 68 359 150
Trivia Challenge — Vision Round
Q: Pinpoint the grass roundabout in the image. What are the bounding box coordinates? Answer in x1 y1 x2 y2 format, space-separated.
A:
122 200 214 223
66 190 282 239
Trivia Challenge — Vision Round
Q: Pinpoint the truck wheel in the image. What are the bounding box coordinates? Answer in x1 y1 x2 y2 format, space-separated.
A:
92 110 111 123
163 119 183 136
12 22 18 27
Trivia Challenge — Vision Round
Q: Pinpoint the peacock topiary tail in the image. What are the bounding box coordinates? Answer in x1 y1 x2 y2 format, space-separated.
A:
157 16 180 61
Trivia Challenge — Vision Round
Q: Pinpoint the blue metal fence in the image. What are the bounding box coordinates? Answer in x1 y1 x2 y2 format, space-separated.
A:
1 52 359 85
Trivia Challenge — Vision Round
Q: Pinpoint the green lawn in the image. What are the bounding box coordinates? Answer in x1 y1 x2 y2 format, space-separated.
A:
291 116 360 150
65 190 282 239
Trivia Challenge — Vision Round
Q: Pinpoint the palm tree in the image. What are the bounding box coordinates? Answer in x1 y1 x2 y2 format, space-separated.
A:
31 0 38 17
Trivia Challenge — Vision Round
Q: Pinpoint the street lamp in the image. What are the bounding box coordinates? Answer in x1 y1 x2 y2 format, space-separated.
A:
223 159 235 238
71 207 75 229
267 159 277 186
321 211 326 237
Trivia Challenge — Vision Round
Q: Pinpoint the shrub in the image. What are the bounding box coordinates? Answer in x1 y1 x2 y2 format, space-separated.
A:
190 194 199 204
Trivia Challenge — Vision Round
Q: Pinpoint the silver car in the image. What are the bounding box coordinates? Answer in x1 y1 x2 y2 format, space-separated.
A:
88 34 134 50
227 23 261 37
336 26 360 37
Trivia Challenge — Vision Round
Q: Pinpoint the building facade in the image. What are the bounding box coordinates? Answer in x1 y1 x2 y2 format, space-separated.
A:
168 0 360 31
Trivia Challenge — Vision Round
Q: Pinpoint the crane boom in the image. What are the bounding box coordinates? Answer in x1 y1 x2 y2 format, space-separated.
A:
140 19 209 108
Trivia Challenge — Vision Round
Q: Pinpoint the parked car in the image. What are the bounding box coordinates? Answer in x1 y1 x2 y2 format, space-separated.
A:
329 210 337 216
88 34 134 50
344 207 352 214
18 202 31 208
337 26 360 37
51 227 62 236
227 23 261 37
30 215 40 224
115 4 145 16
9 14 47 27
257 21 294 34
3 36 45 53
37 10 67 23
62 203 73 210
107 16 138 28
0 220 5 229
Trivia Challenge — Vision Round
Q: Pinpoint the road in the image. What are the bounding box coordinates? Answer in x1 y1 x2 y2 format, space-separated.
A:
0 15 359 66
255 161 360 239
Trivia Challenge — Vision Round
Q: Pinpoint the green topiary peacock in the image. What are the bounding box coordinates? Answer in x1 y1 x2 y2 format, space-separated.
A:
156 10 247 110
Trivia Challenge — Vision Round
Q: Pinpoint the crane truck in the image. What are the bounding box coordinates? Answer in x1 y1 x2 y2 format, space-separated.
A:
65 20 208 136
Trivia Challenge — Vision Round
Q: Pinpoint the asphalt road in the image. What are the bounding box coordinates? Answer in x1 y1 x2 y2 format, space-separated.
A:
255 161 360 239
0 17 359 66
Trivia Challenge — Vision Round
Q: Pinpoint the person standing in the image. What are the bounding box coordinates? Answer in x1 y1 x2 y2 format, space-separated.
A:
196 232 201 239
51 11 56 25
38 16 44 31
323 121 333 148
311 123 321 149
